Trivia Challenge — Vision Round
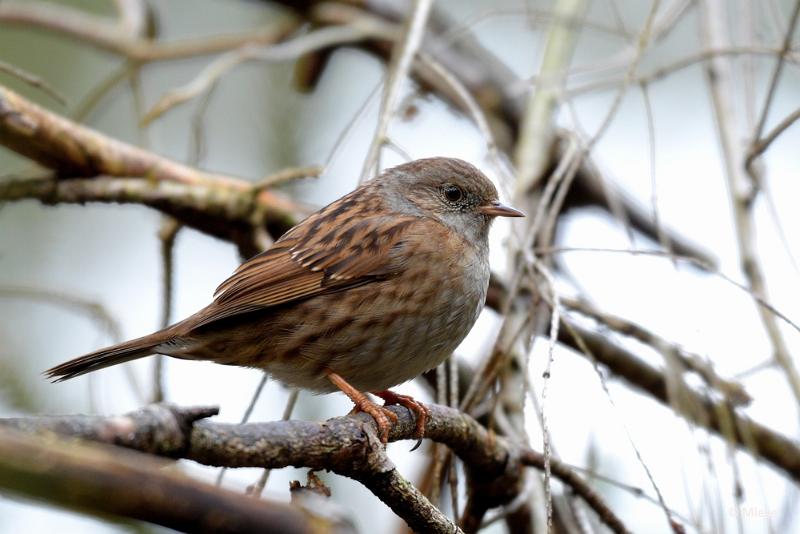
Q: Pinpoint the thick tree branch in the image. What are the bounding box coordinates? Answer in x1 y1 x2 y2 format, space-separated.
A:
0 175 302 258
1 402 630 534
1 85 243 185
0 424 320 534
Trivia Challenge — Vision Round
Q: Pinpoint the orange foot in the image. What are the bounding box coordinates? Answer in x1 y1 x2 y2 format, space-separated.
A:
374 390 430 451
325 369 398 444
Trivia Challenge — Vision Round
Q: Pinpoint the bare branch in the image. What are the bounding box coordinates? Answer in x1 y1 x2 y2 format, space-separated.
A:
748 106 800 162
0 60 67 105
751 0 800 142
0 1 299 61
0 403 631 534
562 296 751 406
0 176 300 258
0 84 307 255
701 0 800 405
558 320 800 484
143 23 393 125
0 424 320 534
360 0 433 182
514 0 588 194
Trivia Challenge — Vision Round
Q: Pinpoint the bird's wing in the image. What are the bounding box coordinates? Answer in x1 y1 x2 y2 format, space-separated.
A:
191 214 422 328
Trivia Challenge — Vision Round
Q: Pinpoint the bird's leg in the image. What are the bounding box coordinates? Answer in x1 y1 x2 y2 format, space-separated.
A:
373 390 429 450
325 369 397 444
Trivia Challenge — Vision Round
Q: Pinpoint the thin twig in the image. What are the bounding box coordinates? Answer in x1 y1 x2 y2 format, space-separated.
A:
251 165 323 193
249 388 300 498
748 106 800 162
566 45 800 97
519 448 630 534
640 82 671 254
216 373 270 487
535 246 800 336
562 296 751 405
152 217 181 403
359 0 433 182
143 23 391 125
751 0 800 143
447 355 460 519
0 59 67 105
536 264 561 533
429 363 448 508
701 0 800 405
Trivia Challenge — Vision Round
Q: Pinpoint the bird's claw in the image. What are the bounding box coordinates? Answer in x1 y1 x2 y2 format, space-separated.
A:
350 398 398 444
374 390 429 450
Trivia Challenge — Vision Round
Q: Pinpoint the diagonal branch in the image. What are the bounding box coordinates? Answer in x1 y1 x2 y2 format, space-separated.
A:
0 1 299 61
484 275 800 484
751 0 800 142
0 424 321 534
0 84 310 256
1 84 242 185
558 320 800 484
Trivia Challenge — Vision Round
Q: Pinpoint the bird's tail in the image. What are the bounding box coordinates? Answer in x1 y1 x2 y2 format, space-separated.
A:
45 332 169 382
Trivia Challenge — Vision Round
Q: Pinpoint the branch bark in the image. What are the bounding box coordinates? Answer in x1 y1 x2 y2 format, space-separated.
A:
0 402 630 534
0 423 320 534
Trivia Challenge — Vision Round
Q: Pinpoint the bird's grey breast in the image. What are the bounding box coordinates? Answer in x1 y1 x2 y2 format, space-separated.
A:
396 235 489 373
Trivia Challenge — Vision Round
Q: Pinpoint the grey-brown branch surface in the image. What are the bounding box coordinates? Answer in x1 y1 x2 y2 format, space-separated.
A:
0 420 318 534
0 402 630 534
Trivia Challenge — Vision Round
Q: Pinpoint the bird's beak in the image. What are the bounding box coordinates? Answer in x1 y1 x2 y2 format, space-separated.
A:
479 201 525 218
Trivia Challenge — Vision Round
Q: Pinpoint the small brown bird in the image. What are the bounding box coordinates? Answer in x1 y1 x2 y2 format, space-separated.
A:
47 157 523 443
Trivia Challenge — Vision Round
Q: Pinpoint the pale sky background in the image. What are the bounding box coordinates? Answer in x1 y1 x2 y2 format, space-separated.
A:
1 1 799 533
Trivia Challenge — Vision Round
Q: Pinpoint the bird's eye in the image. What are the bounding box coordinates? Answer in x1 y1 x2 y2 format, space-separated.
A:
442 184 463 202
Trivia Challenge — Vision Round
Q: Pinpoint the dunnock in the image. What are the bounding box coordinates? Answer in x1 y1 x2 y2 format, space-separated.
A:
47 157 523 443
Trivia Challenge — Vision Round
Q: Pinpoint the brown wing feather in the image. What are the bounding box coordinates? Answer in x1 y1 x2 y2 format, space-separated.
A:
192 213 421 328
